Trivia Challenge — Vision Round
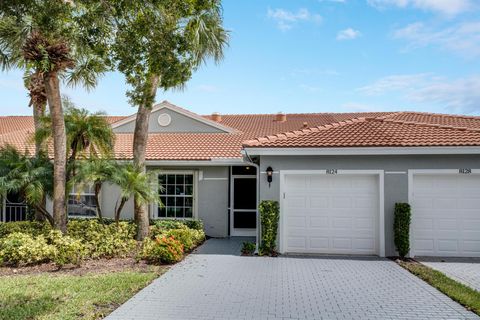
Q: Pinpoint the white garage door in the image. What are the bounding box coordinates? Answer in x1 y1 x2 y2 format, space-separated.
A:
282 173 379 255
411 173 480 257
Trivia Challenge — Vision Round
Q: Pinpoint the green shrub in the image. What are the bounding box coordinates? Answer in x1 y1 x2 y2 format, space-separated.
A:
241 242 256 255
152 220 188 230
141 236 184 264
164 228 206 252
394 203 412 258
259 200 280 256
0 232 54 266
0 221 51 238
67 220 136 258
46 230 86 267
182 219 204 231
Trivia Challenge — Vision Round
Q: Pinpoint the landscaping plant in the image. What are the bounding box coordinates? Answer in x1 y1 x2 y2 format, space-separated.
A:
259 200 280 255
141 236 184 264
0 232 54 266
241 242 256 255
394 202 412 258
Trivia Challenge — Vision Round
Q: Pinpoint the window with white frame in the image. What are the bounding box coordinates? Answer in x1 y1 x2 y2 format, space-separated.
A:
158 173 194 218
67 184 97 217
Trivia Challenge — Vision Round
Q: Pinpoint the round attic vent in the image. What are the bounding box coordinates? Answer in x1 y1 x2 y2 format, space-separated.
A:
158 113 172 127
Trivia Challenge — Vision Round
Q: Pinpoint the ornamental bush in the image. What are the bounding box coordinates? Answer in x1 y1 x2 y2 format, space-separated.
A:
46 230 86 267
164 228 206 252
394 203 412 258
0 221 51 238
0 232 54 266
67 220 136 258
152 219 188 230
241 241 256 255
259 200 280 256
141 236 184 264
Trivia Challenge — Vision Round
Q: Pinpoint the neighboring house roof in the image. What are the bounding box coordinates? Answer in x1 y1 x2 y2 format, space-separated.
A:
243 112 480 148
1 103 480 161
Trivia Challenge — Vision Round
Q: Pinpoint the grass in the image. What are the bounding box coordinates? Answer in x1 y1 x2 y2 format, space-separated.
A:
397 260 480 316
0 269 165 320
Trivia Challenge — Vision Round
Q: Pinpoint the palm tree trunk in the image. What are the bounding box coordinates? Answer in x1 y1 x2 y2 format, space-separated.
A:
94 183 103 222
115 198 127 224
33 102 47 222
133 74 159 241
43 71 67 234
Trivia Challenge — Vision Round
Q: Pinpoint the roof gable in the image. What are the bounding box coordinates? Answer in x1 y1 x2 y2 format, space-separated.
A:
112 101 236 134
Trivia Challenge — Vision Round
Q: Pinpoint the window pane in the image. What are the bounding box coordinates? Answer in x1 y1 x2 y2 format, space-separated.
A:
185 207 193 218
185 174 193 184
166 207 175 217
166 197 175 207
174 207 183 218
166 185 175 195
158 174 166 184
167 174 176 184
175 197 184 207
176 174 184 184
175 185 184 195
159 186 166 195
185 197 192 206
160 197 166 207
185 186 193 195
158 206 166 217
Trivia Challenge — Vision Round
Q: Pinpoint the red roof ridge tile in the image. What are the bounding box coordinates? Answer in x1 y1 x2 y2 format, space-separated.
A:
383 117 480 132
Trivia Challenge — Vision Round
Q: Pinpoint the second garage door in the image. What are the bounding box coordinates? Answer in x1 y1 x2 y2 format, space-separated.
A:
282 173 380 255
411 173 480 257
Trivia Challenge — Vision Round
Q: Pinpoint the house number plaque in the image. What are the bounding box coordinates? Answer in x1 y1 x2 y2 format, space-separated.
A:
326 169 338 175
459 168 472 174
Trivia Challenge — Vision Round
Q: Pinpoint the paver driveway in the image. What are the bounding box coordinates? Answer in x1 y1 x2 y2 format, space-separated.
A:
419 257 480 292
107 238 478 320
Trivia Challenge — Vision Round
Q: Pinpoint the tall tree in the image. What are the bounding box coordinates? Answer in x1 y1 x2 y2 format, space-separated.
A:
0 1 112 233
110 0 228 239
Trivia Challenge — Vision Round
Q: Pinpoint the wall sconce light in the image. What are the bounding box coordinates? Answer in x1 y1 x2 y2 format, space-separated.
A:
266 166 273 187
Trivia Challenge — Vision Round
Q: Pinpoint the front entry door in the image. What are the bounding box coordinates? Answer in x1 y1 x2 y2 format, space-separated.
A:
231 176 257 236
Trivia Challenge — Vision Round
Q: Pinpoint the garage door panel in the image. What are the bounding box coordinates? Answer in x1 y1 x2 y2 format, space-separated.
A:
283 173 379 255
412 174 480 257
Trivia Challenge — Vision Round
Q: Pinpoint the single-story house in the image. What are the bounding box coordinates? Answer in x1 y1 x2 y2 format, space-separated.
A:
1 101 480 257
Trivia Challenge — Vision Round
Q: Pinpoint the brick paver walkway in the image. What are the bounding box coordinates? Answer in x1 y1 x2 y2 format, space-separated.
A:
107 238 478 320
419 257 480 292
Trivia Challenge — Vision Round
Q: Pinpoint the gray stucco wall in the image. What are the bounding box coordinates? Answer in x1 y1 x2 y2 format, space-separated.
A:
113 108 225 133
258 154 480 256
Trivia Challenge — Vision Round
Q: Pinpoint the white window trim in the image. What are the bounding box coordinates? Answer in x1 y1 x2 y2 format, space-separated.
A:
279 169 385 257
407 168 480 257
152 170 198 220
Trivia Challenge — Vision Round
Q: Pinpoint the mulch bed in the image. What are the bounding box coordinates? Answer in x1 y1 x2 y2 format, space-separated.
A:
0 258 166 277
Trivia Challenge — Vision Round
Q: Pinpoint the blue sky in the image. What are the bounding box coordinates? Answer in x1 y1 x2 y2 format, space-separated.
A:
1 0 480 116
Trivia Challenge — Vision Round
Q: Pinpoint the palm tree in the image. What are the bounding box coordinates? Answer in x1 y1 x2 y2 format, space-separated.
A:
36 100 115 180
0 1 113 233
111 164 160 223
0 146 54 225
73 158 117 221
111 0 228 239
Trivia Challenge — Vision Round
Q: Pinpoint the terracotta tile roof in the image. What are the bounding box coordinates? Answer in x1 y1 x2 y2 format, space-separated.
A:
243 115 480 148
2 108 480 160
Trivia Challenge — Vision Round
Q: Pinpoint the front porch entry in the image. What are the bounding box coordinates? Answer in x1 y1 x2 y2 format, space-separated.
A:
230 166 257 237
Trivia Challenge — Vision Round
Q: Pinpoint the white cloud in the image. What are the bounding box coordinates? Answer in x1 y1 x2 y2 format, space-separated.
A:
358 73 480 112
393 21 480 58
337 28 362 40
267 8 322 31
367 0 473 16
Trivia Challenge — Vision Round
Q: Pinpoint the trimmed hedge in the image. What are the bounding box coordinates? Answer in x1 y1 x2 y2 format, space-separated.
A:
394 202 411 258
259 200 280 256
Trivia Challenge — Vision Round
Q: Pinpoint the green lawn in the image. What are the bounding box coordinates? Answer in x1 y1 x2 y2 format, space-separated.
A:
398 260 480 316
0 270 164 320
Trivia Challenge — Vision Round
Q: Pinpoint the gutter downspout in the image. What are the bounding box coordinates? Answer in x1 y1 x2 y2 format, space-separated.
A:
242 150 260 255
